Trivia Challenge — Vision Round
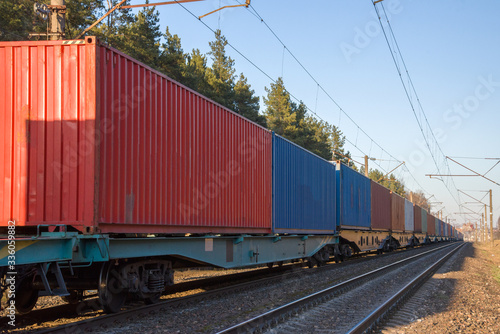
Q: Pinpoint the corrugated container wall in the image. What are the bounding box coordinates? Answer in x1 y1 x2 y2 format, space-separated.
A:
336 163 371 229
0 39 97 228
1 38 273 234
370 181 391 230
390 192 405 232
435 218 440 236
421 208 428 234
427 213 435 235
95 42 272 234
414 205 422 232
272 134 336 234
404 199 414 232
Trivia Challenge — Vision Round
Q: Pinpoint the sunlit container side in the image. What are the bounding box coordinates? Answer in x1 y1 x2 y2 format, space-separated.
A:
390 192 405 232
421 208 428 234
95 43 273 234
427 213 435 235
0 39 97 228
370 181 391 230
0 38 273 234
336 163 371 229
272 134 336 234
404 199 414 232
414 205 422 232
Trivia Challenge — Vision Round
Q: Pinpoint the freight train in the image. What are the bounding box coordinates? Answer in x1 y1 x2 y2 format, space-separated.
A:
0 38 462 314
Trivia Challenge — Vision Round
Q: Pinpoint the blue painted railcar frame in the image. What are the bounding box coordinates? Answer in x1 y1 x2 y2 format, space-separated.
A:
0 231 339 269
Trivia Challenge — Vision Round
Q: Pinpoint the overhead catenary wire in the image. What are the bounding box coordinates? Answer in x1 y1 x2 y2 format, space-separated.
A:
173 0 447 211
370 0 463 218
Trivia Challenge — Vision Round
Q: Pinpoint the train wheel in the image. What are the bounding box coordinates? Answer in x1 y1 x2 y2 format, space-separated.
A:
267 262 274 269
98 263 126 313
13 276 39 314
341 244 352 258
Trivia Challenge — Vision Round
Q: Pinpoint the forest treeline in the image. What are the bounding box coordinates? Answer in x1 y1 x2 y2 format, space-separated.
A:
0 0 431 204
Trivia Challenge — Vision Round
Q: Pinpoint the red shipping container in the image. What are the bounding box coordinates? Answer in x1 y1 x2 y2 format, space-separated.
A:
390 192 405 232
1 38 272 234
427 213 435 235
413 204 422 233
371 181 391 230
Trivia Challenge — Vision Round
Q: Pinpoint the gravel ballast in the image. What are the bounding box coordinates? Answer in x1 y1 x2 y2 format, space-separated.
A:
379 241 500 334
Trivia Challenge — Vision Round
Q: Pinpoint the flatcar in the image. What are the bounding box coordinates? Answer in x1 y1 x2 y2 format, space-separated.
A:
0 38 461 314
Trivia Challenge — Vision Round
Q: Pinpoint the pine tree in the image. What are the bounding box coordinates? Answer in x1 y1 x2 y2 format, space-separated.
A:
264 77 355 162
159 27 186 82
65 0 105 39
330 125 354 167
206 29 235 107
233 74 266 127
184 48 210 96
263 77 298 138
0 0 37 40
301 116 333 160
121 3 162 70
93 0 134 48
0 0 104 41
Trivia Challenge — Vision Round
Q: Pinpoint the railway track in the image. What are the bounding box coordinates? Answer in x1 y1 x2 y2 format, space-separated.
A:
216 242 464 334
5 243 451 333
1 265 293 331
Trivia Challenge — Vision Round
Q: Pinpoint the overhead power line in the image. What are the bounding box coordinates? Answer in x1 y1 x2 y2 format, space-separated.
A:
174 0 446 209
370 0 462 215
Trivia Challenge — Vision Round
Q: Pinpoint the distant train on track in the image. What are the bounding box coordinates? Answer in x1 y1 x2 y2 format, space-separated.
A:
0 38 462 314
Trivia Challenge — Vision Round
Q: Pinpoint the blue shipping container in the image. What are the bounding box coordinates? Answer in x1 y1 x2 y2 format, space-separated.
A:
435 218 440 236
272 134 337 234
336 163 371 229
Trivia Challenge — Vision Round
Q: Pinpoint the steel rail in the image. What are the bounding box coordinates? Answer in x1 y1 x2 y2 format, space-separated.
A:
346 242 465 334
216 242 460 334
24 243 450 333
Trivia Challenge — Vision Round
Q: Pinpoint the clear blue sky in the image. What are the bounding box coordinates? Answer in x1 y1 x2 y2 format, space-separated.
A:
128 0 500 228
